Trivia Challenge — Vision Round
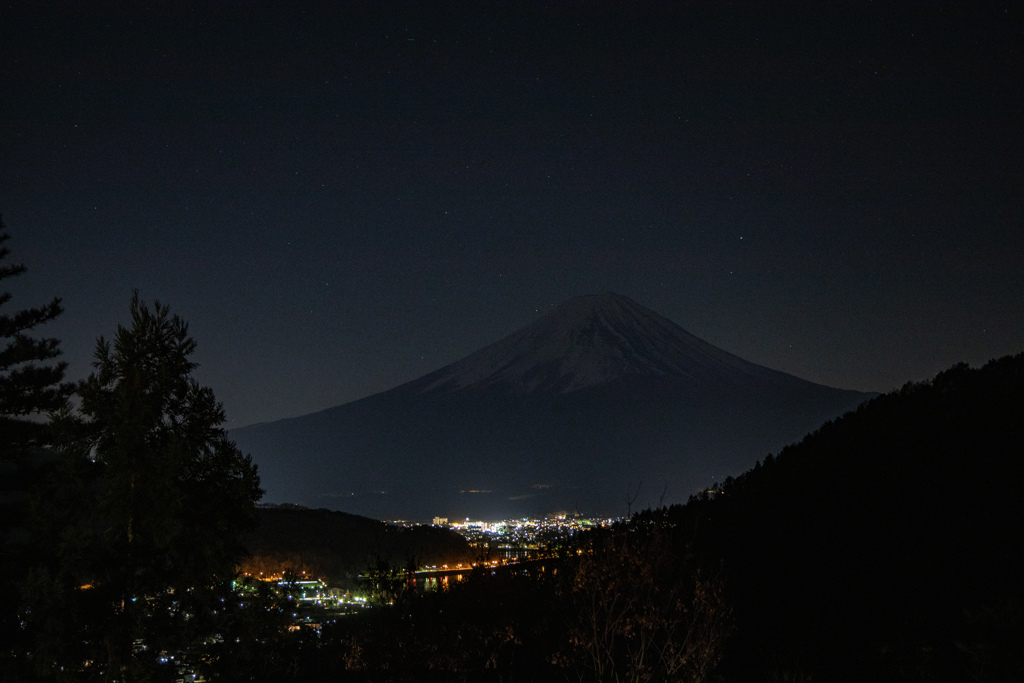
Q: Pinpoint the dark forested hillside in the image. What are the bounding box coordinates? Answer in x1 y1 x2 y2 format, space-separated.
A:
241 507 473 585
667 353 1024 680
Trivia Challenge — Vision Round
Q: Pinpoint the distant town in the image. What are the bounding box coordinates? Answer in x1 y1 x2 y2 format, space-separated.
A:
241 514 621 634
427 514 618 546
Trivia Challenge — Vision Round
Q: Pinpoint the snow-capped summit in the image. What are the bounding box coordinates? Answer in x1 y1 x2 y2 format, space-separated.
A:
232 292 874 521
405 292 788 396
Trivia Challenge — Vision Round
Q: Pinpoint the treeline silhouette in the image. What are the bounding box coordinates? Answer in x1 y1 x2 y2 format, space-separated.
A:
666 353 1024 680
240 506 474 585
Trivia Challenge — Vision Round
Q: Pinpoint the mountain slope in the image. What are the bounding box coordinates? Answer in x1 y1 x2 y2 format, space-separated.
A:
669 353 1024 679
232 293 873 520
401 292 791 397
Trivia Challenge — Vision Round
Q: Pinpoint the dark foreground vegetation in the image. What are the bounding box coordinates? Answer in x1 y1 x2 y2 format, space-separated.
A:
241 505 475 585
266 523 731 683
2 220 1022 681
682 352 1024 681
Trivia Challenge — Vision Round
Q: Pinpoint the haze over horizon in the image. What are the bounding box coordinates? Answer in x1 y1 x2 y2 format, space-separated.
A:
2 3 1021 428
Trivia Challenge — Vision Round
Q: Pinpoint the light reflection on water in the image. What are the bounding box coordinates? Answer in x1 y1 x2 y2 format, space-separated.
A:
419 574 466 591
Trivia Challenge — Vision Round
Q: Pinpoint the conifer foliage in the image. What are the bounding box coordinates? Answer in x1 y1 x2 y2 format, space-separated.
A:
0 218 68 459
0 218 71 662
25 293 263 680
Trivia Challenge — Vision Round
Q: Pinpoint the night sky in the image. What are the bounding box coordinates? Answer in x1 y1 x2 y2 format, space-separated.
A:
2 2 1021 428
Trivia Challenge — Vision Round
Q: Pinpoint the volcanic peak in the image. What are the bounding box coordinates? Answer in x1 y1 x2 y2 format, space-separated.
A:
403 292 788 397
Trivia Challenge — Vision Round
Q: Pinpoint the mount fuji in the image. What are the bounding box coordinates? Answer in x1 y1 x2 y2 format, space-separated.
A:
231 293 874 520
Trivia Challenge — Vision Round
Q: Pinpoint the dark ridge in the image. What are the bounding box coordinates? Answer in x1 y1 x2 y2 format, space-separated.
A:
664 352 1024 680
241 507 473 586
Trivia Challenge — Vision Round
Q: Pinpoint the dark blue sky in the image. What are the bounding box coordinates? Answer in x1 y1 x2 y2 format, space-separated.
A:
2 2 1021 427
